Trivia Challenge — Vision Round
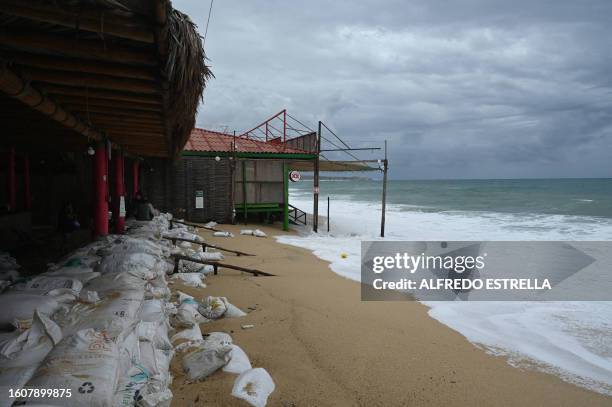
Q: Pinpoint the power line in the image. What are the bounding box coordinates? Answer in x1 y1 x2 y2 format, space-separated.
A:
203 0 214 47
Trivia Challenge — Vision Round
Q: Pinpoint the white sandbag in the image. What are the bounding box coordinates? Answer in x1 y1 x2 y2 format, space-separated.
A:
114 363 149 407
141 299 165 322
253 229 267 238
213 231 234 238
79 289 101 304
53 291 144 340
201 331 233 349
43 267 100 283
0 292 61 329
198 296 227 319
0 311 61 363
22 276 83 295
171 273 206 288
199 296 246 319
85 271 147 294
231 368 276 407
58 253 101 269
204 221 218 229
137 388 173 407
22 328 120 407
225 302 248 318
199 264 216 275
223 344 252 375
138 321 172 350
182 344 232 381
170 324 203 346
96 252 164 280
199 251 224 261
139 341 173 383
0 269 21 282
240 229 254 235
0 253 20 271
178 241 192 249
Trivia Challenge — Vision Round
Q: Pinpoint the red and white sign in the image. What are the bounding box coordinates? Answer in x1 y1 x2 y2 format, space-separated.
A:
289 170 301 182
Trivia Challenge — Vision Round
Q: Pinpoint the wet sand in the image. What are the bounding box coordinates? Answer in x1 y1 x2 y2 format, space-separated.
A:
169 223 611 406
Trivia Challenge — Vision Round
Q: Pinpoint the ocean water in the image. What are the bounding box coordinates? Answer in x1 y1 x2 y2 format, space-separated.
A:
277 178 612 395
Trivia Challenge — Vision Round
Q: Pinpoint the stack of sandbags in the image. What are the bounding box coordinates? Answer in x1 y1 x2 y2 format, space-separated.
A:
1 214 178 406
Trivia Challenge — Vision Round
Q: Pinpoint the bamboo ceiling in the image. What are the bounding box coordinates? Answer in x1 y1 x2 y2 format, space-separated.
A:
0 0 212 157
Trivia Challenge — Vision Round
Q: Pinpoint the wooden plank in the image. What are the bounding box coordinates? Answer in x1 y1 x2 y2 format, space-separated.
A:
9 52 156 80
57 97 162 112
0 1 154 43
21 67 159 94
44 85 162 105
0 29 156 66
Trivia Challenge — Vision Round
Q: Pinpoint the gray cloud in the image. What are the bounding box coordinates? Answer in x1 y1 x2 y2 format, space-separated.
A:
176 0 612 179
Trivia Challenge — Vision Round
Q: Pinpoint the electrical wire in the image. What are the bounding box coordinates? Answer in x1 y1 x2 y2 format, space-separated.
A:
203 0 214 47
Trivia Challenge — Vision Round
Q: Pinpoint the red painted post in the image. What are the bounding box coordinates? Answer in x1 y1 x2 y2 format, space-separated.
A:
7 148 16 211
114 151 125 233
283 109 287 142
23 155 31 210
93 142 109 236
132 159 140 197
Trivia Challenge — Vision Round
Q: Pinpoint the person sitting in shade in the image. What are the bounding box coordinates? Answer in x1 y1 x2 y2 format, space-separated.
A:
132 191 155 221
58 201 81 233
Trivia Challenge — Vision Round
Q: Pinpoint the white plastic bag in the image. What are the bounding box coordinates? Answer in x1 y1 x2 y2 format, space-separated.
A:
231 368 276 407
213 231 234 238
240 229 254 235
223 345 252 374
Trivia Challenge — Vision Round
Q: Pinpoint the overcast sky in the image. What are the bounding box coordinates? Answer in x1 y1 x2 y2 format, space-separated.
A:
175 0 612 179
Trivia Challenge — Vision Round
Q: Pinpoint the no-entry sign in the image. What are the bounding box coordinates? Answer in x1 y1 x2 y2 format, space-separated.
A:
289 170 301 182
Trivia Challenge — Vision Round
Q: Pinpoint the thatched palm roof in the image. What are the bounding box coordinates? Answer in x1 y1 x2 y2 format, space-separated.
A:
0 0 212 157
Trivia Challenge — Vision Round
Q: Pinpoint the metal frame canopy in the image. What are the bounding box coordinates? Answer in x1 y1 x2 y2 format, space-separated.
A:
0 0 211 158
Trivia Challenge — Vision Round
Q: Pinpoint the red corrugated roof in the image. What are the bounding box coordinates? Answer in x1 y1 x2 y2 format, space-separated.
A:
184 128 311 155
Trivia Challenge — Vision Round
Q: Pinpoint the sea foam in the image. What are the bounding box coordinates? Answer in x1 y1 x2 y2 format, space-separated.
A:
277 190 612 395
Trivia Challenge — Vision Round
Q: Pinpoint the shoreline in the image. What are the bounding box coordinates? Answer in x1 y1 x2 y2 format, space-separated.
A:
169 223 611 406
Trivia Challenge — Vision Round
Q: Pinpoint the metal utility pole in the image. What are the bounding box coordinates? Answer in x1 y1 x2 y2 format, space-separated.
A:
380 140 388 238
327 196 330 232
313 121 321 232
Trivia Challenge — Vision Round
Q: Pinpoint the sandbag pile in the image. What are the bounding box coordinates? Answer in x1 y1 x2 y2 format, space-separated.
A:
0 214 177 406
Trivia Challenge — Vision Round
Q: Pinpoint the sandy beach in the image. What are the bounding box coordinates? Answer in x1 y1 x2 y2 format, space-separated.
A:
169 224 611 406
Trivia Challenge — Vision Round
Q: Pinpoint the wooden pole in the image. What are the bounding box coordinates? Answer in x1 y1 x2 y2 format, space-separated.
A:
242 161 248 225
313 121 321 232
0 64 104 142
380 140 388 238
327 196 330 232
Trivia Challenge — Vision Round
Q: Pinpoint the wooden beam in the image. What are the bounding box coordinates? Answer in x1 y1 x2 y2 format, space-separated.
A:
8 52 156 80
0 63 104 142
57 97 162 112
20 67 159 94
171 254 275 277
65 104 163 118
0 29 156 66
43 85 162 105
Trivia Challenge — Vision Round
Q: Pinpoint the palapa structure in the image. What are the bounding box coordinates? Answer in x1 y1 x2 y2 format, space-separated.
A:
0 0 211 241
